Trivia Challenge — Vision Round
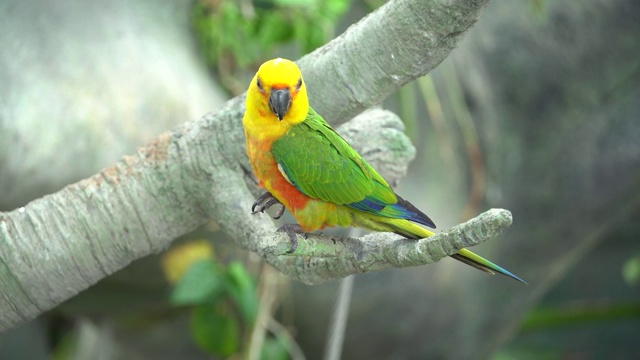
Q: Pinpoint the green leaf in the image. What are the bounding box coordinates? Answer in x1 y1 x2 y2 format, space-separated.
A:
225 262 259 324
170 260 223 306
190 304 240 357
261 337 290 360
273 0 316 8
623 255 640 286
305 22 326 52
321 0 351 19
256 13 294 48
50 331 77 360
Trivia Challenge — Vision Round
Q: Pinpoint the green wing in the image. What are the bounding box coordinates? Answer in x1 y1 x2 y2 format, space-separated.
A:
271 108 396 206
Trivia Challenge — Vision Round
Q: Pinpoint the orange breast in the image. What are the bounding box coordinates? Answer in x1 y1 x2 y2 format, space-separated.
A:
246 136 309 212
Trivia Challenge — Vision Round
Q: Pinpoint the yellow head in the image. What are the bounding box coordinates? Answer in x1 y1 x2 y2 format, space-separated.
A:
243 58 309 140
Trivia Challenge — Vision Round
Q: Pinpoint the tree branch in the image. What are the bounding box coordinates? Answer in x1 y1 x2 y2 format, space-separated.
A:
0 0 491 332
299 0 490 125
259 209 512 285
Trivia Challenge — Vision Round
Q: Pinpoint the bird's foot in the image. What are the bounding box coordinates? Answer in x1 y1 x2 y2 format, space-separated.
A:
251 192 286 219
277 224 307 254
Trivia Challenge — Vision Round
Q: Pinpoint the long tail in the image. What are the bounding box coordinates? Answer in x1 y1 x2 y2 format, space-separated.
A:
451 249 527 283
384 218 527 284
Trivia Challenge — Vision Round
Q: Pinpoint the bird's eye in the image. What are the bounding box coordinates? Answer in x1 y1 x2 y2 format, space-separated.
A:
256 77 264 92
296 78 302 91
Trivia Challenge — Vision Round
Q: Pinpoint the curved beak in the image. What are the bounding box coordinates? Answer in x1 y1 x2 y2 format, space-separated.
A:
269 89 291 121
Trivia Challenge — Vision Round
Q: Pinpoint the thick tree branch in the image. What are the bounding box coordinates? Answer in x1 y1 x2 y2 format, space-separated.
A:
299 0 490 125
0 0 490 332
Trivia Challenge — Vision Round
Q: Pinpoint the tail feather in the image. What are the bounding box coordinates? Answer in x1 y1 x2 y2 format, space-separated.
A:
453 249 527 284
450 253 496 274
382 218 526 284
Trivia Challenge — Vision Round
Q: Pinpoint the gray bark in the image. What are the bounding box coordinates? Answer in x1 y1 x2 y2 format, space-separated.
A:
0 0 493 333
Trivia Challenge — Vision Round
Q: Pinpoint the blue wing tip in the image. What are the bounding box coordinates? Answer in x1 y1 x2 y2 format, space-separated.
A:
394 195 436 229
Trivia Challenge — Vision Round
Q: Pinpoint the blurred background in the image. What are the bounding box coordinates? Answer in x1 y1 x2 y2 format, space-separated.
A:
1 0 639 359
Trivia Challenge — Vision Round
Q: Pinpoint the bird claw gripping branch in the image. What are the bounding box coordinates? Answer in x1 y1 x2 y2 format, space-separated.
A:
252 191 286 219
276 224 306 254
252 193 304 253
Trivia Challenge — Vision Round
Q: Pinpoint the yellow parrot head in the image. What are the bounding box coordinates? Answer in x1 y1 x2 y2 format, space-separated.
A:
246 58 309 124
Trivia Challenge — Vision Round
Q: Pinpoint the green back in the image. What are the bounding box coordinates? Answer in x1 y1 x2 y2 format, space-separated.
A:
271 108 396 206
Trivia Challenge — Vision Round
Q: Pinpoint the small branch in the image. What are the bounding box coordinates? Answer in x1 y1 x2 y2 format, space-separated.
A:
323 274 354 360
267 318 307 360
257 209 513 285
247 266 281 360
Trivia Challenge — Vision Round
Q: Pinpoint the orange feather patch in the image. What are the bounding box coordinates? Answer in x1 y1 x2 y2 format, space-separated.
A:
246 136 309 212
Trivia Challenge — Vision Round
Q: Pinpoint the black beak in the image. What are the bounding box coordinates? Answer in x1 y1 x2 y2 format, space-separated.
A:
269 89 291 121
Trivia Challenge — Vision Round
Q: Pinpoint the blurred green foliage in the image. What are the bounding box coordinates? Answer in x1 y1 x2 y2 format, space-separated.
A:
622 255 640 286
260 335 290 360
190 303 241 356
170 260 225 306
170 259 258 357
193 0 351 93
521 303 640 332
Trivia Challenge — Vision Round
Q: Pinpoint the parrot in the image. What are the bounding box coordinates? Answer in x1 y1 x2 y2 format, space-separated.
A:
242 58 525 283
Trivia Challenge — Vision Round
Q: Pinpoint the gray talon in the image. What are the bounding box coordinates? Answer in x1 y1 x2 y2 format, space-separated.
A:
251 192 286 219
277 224 305 253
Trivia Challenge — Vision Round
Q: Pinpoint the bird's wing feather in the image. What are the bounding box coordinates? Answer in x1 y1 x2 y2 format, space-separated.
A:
272 108 435 228
272 108 396 206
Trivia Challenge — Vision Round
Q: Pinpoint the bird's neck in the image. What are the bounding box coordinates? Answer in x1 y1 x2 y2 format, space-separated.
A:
243 105 309 143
